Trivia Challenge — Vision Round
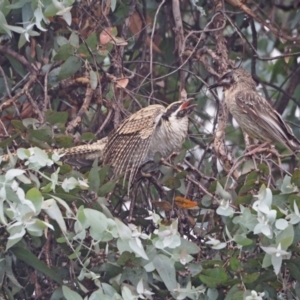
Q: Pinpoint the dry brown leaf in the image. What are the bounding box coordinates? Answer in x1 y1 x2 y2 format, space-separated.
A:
75 77 90 84
20 101 34 119
156 80 165 88
161 219 173 226
30 37 36 58
152 200 172 211
284 55 290 64
129 12 152 37
129 13 161 53
116 77 129 89
147 37 162 54
100 27 113 45
186 215 196 226
174 196 198 209
111 37 128 46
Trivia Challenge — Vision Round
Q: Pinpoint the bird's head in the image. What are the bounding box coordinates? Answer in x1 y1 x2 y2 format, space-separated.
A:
209 68 256 90
163 99 196 120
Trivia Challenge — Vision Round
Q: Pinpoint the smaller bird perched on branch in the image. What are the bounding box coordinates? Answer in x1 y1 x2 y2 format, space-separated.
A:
209 68 300 152
103 99 195 189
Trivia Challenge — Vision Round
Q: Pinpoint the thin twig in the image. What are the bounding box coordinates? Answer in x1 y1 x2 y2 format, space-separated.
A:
0 74 37 113
0 65 11 98
25 91 44 122
66 84 94 133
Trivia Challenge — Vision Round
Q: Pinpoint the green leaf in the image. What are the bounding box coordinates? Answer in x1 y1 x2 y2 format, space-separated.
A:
276 224 294 249
54 136 73 148
0 134 19 148
177 238 200 254
69 32 79 47
117 252 136 266
152 254 177 292
216 182 231 200
98 181 116 196
90 70 98 90
292 169 300 188
238 179 256 196
5 54 26 77
78 33 98 56
174 150 186 164
11 120 26 131
54 44 75 61
6 226 25 250
44 3 57 17
115 218 132 240
6 0 30 9
229 258 241 271
235 194 252 206
233 235 253 246
286 261 300 282
29 128 52 143
42 199 67 233
62 286 83 300
0 11 11 35
80 132 97 141
26 188 43 213
231 291 246 300
12 247 62 284
57 56 82 80
83 208 108 238
5 169 25 180
199 267 228 288
128 238 148 260
164 176 181 190
206 288 218 300
258 163 269 176
88 159 100 193
45 110 68 125
224 285 241 300
99 165 110 183
242 272 259 283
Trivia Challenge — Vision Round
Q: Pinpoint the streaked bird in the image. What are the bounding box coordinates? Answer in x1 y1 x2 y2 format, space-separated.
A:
209 68 300 152
1 100 194 190
103 99 195 188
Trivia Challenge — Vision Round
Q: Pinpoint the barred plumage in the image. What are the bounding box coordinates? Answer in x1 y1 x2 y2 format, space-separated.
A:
1 100 194 191
209 68 300 152
103 100 194 188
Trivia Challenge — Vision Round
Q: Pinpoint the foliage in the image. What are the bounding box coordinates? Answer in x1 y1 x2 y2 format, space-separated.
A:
1 0 300 299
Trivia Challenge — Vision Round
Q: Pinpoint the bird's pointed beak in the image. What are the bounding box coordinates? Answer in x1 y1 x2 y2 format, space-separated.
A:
209 76 231 90
179 98 196 114
208 82 222 89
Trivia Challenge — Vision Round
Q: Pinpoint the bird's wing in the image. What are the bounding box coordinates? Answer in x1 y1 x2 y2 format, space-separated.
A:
235 90 300 150
103 105 165 184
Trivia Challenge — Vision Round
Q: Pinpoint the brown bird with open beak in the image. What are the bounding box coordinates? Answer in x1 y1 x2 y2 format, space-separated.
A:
209 68 300 153
1 99 195 190
103 99 195 188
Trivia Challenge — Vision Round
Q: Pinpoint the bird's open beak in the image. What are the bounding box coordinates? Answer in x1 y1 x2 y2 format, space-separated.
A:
209 76 231 90
208 82 222 89
180 98 196 114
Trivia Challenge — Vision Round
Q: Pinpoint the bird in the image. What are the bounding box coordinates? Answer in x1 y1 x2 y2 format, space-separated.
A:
209 68 300 153
1 99 195 189
103 99 195 189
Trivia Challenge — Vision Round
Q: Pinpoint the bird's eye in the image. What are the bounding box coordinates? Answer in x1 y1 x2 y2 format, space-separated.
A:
163 103 181 120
